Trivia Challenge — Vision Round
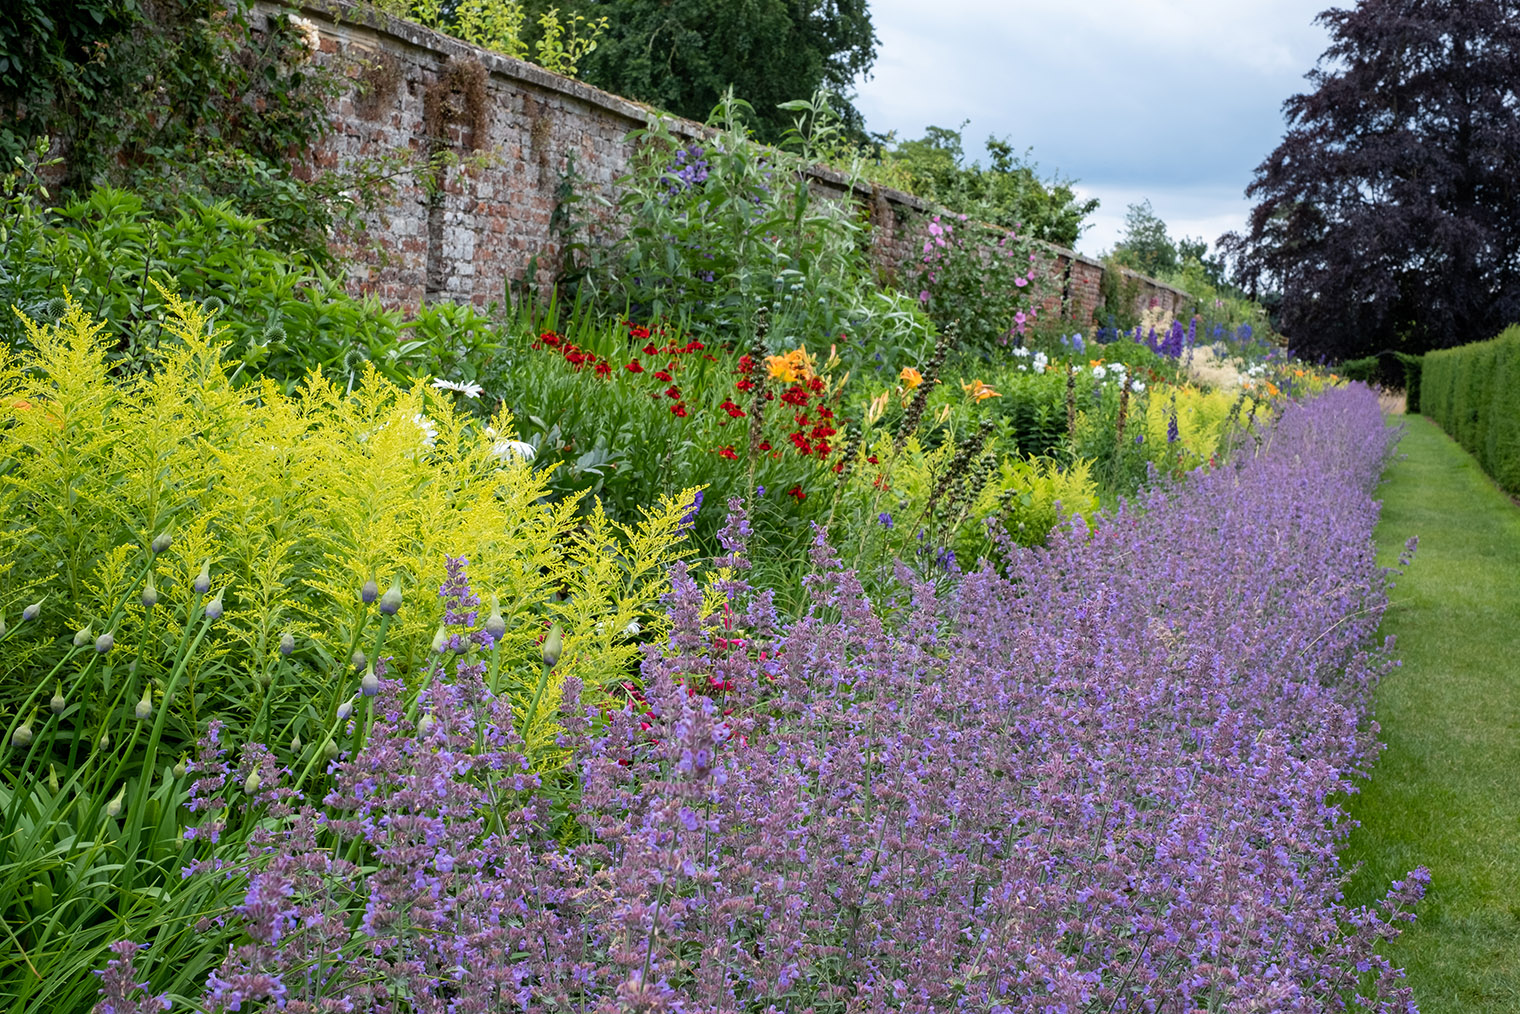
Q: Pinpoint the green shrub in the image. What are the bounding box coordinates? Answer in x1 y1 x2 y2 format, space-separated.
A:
0 183 498 391
1422 325 1520 494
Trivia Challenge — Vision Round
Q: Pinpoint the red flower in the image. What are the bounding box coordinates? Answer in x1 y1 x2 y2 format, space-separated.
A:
653 370 673 382
867 455 879 464
781 387 809 407
720 399 746 418
758 441 772 451
671 403 689 418
642 343 659 355
816 407 835 419
737 354 755 374
833 460 845 473
815 441 832 456
810 424 836 440
717 446 738 460
735 378 757 392
794 413 810 427
625 362 645 373
665 385 681 400
787 485 805 501
594 362 612 377
685 341 706 352
806 377 825 393
540 331 562 347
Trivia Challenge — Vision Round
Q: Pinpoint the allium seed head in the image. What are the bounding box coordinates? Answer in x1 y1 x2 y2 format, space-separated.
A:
360 664 379 697
361 579 379 605
204 590 224 620
94 631 114 654
73 625 92 648
243 771 262 794
542 623 564 667
104 784 125 819
336 698 354 721
21 600 41 622
135 687 153 721
141 572 158 608
279 631 295 656
351 649 366 670
150 531 173 554
193 560 212 594
49 683 65 714
11 712 34 748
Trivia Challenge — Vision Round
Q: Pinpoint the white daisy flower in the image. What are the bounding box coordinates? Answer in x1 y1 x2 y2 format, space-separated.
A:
412 414 438 447
492 439 536 463
431 378 484 399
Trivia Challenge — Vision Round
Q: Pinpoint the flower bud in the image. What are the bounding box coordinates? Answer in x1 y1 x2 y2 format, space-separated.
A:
21 600 42 622
11 711 35 748
256 671 271 689
150 531 174 554
279 631 295 656
135 685 153 721
417 714 436 736
94 631 114 654
73 625 93 648
323 738 340 761
105 784 125 819
290 734 302 754
204 589 224 620
193 560 212 594
484 595 506 642
141 572 158 608
430 626 448 653
47 764 60 795
173 757 188 779
243 771 262 794
541 623 563 667
360 579 378 605
360 663 379 697
336 697 354 721
378 575 403 616
351 648 366 670
49 682 65 714
99 732 111 751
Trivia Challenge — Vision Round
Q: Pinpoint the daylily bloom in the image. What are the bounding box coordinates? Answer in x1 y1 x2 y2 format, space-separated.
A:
899 367 923 390
962 379 1000 402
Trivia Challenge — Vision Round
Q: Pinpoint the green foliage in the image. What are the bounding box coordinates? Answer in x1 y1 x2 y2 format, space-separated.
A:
1111 199 1178 278
606 92 935 376
1418 326 1520 494
1 0 349 257
378 0 609 77
557 0 877 142
911 213 1042 360
0 182 498 391
878 126 1098 248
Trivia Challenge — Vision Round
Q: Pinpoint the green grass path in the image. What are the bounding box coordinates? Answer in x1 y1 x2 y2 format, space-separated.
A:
1344 415 1520 1012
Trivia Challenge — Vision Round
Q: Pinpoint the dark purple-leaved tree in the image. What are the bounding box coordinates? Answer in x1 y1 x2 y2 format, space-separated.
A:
1220 0 1520 360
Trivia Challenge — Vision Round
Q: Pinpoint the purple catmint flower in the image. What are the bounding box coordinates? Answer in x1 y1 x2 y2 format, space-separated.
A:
92 940 172 1013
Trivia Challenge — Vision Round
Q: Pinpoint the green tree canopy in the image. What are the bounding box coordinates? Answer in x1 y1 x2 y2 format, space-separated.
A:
881 125 1098 248
1111 199 1178 278
553 0 877 141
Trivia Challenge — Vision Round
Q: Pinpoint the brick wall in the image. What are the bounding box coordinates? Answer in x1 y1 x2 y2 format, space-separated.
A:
265 0 1189 325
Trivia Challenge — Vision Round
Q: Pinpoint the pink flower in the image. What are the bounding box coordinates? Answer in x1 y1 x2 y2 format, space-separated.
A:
1015 277 1028 287
918 290 930 304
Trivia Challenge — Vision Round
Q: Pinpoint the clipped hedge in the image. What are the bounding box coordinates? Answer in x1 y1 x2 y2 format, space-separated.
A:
1422 325 1520 493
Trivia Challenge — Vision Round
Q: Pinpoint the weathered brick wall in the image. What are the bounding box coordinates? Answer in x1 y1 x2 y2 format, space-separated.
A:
266 0 1188 325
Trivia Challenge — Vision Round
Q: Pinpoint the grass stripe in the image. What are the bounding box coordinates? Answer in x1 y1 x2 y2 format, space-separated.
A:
1345 414 1520 1012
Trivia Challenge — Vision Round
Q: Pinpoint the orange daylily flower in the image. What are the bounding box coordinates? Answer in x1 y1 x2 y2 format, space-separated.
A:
899 367 923 390
962 379 1000 402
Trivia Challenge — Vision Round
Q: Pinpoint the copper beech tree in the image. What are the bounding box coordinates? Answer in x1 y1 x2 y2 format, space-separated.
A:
1222 0 1520 360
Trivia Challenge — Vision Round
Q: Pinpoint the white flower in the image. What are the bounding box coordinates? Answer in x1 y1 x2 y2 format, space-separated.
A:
1108 362 1126 374
431 378 484 399
624 619 642 636
1132 380 1146 393
1012 346 1032 358
1032 352 1049 373
289 15 322 58
412 414 438 447
492 439 536 463
1091 365 1107 380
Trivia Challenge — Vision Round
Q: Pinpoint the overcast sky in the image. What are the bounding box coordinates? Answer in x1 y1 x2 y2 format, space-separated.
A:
852 0 1335 258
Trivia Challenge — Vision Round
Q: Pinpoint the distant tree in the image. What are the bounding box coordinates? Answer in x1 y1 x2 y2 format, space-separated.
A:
1112 199 1178 278
1220 0 1520 360
554 0 877 141
883 125 1099 248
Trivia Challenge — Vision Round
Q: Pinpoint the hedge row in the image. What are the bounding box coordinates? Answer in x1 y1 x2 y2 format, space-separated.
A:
1335 351 1424 412
1422 325 1520 494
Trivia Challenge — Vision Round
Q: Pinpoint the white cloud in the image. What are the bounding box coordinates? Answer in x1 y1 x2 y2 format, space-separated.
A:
852 0 1332 256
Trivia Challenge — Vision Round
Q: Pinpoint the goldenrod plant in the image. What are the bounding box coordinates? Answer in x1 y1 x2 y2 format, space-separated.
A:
0 291 695 744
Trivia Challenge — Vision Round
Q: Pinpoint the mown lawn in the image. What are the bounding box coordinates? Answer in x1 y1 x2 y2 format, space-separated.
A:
1345 414 1520 1012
